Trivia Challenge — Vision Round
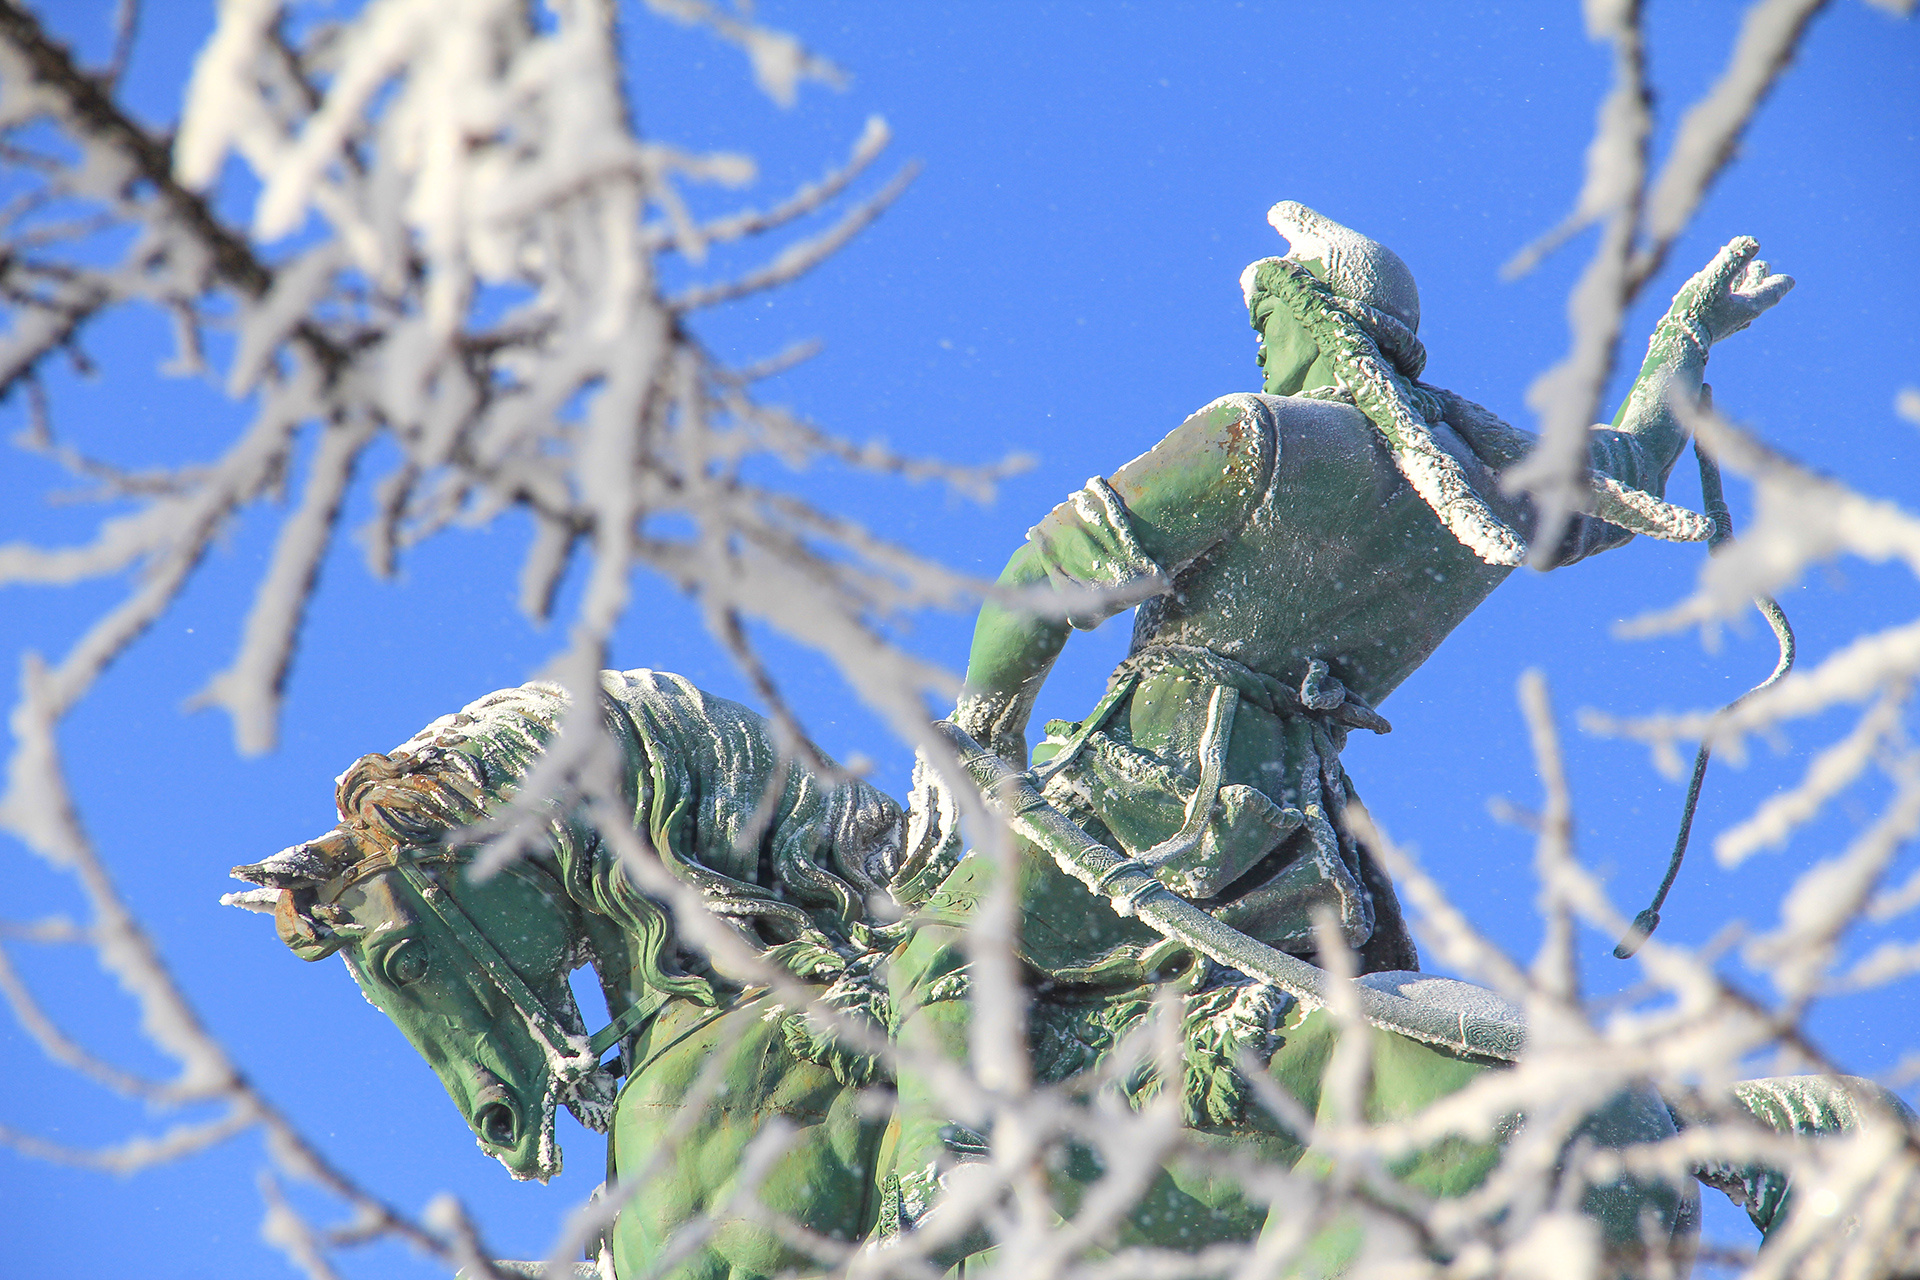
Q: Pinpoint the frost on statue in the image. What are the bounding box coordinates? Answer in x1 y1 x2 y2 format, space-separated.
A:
227 206 1913 1280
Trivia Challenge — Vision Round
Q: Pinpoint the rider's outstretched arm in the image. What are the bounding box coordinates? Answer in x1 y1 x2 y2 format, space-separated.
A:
1591 237 1794 498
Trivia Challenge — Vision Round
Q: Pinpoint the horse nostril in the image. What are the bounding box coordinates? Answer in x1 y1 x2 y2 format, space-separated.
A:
475 1099 518 1148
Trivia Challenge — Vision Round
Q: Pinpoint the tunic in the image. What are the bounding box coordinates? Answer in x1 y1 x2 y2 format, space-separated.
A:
946 390 1681 974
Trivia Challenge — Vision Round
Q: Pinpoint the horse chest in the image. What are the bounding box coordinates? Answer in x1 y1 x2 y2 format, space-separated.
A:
608 995 888 1278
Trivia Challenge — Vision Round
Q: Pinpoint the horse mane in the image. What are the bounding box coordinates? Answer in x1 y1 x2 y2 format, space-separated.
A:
238 676 900 1009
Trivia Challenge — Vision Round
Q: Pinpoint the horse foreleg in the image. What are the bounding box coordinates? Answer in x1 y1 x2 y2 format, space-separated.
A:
875 915 997 1267
607 995 889 1280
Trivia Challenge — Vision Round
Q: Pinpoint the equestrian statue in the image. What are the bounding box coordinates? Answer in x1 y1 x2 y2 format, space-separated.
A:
224 205 1911 1279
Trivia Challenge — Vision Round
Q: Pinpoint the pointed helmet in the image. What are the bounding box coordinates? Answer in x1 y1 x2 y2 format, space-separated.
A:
1247 201 1427 378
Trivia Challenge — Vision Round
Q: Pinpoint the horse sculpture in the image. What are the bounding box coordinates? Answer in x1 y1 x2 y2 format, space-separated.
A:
225 669 1906 1279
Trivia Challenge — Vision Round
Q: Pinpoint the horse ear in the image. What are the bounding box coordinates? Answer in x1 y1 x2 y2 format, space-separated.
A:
274 889 346 962
219 887 281 914
232 832 359 889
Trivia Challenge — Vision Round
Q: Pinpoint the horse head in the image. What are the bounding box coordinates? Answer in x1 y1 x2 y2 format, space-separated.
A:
229 824 620 1181
224 686 638 1182
227 672 907 1188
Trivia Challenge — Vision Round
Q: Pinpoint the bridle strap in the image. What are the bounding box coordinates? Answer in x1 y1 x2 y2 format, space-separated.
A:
386 852 657 1074
388 853 585 1058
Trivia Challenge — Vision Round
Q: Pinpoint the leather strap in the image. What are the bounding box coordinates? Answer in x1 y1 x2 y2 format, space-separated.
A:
1139 684 1239 872
1032 672 1138 785
388 852 660 1074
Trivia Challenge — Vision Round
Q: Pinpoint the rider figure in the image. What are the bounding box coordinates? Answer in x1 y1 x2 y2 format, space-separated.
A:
881 202 1793 1244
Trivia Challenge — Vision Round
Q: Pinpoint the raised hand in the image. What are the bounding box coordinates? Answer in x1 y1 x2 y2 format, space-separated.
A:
1672 236 1795 347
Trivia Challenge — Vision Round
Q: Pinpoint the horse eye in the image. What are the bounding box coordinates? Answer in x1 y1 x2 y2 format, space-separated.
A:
384 941 429 987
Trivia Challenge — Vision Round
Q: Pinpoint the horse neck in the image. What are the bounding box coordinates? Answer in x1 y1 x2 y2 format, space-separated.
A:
483 852 657 1029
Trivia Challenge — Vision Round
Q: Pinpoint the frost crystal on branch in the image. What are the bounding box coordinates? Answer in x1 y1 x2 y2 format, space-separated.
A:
0 0 971 1274
0 2 1917 1279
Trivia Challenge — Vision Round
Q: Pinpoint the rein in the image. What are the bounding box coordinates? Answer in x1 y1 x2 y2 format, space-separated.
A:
1612 434 1796 959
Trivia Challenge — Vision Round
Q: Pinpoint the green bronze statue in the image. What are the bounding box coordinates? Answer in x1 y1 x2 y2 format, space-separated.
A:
224 206 1908 1279
225 671 909 1273
904 200 1790 971
880 203 1796 1261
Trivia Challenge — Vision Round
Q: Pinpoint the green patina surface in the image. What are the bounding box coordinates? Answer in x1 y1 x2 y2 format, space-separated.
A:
224 208 1893 1279
609 992 889 1276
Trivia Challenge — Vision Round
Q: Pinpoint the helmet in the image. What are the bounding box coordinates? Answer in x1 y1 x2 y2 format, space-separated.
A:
1243 201 1427 378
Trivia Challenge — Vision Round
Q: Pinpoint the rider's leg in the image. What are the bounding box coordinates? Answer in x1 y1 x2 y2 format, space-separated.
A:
889 844 1506 1268
1264 1003 1509 1189
1576 1085 1701 1277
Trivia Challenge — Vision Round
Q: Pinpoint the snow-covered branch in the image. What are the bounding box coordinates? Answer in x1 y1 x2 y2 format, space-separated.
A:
0 0 975 1272
1 1 1916 1278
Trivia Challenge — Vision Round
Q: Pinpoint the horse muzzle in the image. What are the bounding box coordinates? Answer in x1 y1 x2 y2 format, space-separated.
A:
469 1070 524 1150
464 1067 562 1182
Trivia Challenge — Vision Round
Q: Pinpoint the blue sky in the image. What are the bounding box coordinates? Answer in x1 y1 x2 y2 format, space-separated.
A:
3 3 1917 1275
